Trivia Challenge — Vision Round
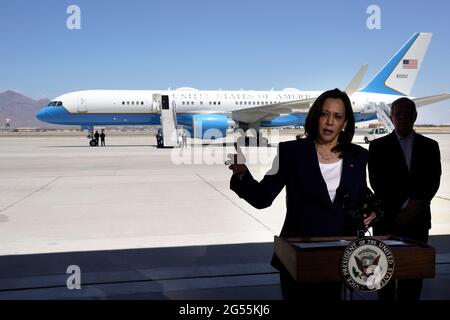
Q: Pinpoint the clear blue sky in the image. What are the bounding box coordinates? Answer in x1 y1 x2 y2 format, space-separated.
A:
0 0 449 124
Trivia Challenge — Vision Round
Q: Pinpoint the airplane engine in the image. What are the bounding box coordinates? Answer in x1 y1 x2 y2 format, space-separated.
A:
188 114 229 140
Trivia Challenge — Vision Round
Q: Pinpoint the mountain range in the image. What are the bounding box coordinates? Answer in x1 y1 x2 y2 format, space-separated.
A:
0 90 56 128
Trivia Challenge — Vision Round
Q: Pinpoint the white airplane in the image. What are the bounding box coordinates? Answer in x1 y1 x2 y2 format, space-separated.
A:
37 32 450 146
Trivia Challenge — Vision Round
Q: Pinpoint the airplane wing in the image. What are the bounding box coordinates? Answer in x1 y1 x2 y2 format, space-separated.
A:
231 98 315 123
412 93 450 108
231 64 369 124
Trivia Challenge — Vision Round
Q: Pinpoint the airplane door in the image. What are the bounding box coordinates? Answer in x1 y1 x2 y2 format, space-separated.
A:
161 95 169 110
78 97 87 113
161 94 177 111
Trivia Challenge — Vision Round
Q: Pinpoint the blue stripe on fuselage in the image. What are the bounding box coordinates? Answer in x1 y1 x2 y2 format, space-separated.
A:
36 106 161 126
36 107 377 128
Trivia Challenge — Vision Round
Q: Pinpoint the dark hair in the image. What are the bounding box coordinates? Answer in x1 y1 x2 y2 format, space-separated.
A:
304 88 355 155
390 97 417 116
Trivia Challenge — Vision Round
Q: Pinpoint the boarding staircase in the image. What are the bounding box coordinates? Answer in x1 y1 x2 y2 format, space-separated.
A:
153 94 180 147
373 102 395 133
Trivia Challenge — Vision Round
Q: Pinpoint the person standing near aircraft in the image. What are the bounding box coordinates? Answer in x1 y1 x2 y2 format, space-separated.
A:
182 129 188 149
156 128 163 148
369 97 441 300
100 129 106 147
94 130 100 146
227 88 377 300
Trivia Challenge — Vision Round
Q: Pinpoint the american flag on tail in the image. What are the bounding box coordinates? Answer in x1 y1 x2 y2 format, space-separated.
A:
403 59 418 69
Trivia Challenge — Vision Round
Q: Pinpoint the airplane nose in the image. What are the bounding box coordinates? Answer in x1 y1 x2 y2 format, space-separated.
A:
36 108 47 121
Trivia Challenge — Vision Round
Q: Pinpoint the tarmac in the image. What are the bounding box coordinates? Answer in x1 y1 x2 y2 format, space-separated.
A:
0 130 449 300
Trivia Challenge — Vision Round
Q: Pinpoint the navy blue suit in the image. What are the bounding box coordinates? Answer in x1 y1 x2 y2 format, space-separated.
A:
368 131 441 300
230 138 369 275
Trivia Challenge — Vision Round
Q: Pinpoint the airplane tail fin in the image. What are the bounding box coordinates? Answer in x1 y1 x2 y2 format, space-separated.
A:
358 33 432 96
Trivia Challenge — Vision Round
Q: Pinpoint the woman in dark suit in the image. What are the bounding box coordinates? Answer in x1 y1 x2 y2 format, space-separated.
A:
227 88 376 300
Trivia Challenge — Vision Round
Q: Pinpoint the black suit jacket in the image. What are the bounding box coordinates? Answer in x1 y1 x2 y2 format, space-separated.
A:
230 138 369 270
368 132 441 239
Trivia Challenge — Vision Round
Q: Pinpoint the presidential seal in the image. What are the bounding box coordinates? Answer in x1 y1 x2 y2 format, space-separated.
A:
341 237 394 291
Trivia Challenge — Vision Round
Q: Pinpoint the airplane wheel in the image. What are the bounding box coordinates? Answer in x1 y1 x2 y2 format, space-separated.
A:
364 137 369 144
236 136 268 147
90 140 97 147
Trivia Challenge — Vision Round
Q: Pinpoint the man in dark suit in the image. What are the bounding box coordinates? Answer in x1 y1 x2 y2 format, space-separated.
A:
94 130 100 146
368 97 441 300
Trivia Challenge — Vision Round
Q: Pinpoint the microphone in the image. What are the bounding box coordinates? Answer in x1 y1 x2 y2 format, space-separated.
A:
336 187 384 237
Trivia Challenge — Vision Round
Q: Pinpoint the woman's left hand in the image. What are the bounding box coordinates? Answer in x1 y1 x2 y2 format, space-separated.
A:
363 212 377 228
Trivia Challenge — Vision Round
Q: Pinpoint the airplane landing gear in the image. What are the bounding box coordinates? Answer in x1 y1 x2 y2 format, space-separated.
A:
235 121 268 147
86 127 98 147
236 131 268 147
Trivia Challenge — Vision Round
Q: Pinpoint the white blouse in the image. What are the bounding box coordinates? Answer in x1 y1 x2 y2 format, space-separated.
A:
318 159 343 202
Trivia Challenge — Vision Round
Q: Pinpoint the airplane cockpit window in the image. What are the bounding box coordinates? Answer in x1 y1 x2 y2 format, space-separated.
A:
47 101 63 107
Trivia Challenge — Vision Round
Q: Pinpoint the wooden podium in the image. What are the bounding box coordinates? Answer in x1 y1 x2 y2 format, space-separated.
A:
274 236 435 283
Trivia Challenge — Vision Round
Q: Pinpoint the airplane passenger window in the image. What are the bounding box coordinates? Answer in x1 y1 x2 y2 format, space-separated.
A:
122 101 125 105
213 102 216 105
218 102 221 105
191 101 194 105
127 101 130 105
